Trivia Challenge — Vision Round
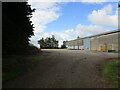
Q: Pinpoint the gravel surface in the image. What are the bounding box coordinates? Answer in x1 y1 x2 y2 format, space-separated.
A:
3 49 118 88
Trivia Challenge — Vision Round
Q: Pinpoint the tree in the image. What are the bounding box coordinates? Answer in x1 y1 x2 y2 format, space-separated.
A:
61 41 67 48
38 38 45 49
38 35 59 49
3 1 35 55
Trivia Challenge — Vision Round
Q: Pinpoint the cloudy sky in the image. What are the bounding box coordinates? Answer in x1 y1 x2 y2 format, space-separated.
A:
28 0 119 47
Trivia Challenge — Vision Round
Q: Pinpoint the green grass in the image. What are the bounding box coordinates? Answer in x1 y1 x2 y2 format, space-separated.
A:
102 60 120 87
3 69 23 81
3 55 25 82
3 53 44 82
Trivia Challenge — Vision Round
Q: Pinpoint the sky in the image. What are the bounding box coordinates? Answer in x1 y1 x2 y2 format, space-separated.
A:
28 0 119 47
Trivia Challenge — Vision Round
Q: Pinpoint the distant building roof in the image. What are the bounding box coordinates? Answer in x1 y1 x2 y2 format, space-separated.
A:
67 29 120 42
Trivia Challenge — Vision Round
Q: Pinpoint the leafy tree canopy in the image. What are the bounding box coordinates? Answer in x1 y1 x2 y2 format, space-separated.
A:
38 35 59 49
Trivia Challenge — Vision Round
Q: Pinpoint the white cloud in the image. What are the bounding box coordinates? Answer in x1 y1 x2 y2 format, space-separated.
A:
102 4 113 14
33 24 46 34
29 2 57 9
31 10 60 25
88 4 118 27
81 0 107 4
75 24 110 36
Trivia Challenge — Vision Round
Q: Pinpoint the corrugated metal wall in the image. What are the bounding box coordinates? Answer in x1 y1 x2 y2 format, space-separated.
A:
90 33 119 51
67 31 119 51
83 38 91 50
90 37 99 50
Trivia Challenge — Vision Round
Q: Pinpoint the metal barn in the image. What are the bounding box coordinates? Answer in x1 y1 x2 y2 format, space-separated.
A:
66 30 120 52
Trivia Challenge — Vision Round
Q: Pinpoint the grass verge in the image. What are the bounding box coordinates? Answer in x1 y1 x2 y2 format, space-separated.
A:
3 55 24 82
101 59 120 87
3 53 44 83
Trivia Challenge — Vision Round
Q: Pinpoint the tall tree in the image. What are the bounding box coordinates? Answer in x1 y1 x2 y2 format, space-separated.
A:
3 1 35 55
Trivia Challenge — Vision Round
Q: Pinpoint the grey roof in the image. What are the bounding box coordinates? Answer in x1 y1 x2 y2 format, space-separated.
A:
67 29 120 42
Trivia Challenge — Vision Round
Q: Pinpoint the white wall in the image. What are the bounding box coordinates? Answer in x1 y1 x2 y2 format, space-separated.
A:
68 46 74 49
79 46 84 50
68 45 84 50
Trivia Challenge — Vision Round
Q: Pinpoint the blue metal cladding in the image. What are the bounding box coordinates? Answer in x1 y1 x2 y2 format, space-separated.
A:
83 38 91 50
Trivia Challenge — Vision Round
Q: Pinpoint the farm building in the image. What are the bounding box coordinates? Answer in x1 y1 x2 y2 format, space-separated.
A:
66 30 120 52
67 38 84 50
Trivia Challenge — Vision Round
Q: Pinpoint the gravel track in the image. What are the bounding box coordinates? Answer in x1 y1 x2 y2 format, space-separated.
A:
3 49 118 88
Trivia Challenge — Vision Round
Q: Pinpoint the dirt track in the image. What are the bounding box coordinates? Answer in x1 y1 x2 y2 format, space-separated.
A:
3 49 118 88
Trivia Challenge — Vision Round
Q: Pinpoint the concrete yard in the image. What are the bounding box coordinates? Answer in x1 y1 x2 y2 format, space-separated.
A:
3 49 118 88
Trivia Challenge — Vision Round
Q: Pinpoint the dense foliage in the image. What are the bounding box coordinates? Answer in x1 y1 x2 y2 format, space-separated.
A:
61 41 67 48
3 2 36 56
38 35 59 49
